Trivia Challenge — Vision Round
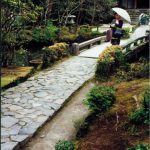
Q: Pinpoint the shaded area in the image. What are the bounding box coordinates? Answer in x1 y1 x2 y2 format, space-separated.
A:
77 79 149 150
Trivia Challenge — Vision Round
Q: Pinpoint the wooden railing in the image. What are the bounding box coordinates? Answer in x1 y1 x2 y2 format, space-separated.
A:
72 36 106 55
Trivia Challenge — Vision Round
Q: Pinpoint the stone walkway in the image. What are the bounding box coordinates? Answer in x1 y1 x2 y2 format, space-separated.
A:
1 57 97 150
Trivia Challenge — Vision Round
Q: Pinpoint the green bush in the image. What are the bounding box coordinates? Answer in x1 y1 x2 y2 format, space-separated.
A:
59 26 78 43
95 45 125 79
115 56 149 81
15 48 28 66
32 21 58 44
59 26 103 44
130 87 150 125
129 62 149 78
122 27 131 39
78 27 92 40
90 31 104 38
95 55 115 79
55 140 75 150
84 86 115 114
42 42 69 68
127 143 149 150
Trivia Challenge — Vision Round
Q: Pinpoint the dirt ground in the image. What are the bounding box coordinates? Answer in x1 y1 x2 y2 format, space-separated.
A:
77 78 149 150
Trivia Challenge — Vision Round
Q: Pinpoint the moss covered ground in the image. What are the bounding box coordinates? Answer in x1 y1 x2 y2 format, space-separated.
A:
1 67 33 89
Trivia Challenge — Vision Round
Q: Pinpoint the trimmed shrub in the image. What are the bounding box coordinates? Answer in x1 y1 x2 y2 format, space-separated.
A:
130 86 150 125
42 42 69 68
84 86 115 114
55 140 75 150
95 55 115 79
95 45 125 79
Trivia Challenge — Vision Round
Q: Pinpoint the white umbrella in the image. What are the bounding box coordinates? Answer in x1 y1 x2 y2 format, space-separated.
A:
112 7 131 23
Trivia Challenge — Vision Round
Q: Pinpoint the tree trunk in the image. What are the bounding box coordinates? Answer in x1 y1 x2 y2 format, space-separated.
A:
77 0 84 25
91 0 96 24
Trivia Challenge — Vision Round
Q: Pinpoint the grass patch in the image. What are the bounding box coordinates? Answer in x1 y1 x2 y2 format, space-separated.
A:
1 66 34 89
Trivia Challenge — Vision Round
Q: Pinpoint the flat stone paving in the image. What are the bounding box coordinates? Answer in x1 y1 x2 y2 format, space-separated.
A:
1 57 97 150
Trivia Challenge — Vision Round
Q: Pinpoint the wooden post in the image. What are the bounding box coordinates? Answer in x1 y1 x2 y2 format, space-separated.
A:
72 43 80 55
99 40 101 45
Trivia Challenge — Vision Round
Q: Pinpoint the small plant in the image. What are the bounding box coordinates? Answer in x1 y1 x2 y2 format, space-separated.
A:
16 47 28 66
74 118 89 138
122 27 131 39
84 86 115 114
55 140 75 150
74 118 87 129
130 86 150 125
127 143 149 150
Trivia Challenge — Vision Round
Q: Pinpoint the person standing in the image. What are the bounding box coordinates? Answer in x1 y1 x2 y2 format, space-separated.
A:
110 13 123 45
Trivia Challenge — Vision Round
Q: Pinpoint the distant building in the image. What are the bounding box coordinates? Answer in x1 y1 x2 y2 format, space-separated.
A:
118 0 149 24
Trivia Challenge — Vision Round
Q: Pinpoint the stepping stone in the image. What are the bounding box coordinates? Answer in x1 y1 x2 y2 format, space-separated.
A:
34 92 48 98
11 135 28 143
1 142 19 150
1 116 19 128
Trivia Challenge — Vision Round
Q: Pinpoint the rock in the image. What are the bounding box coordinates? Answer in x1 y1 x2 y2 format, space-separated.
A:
55 99 65 105
11 135 28 143
19 121 26 126
1 116 19 128
3 112 15 116
9 125 21 135
1 142 19 150
9 105 23 111
19 123 40 135
36 115 48 123
32 102 42 107
34 92 48 98
1 128 9 138
50 103 61 110
2 104 11 109
21 118 32 124
1 138 10 143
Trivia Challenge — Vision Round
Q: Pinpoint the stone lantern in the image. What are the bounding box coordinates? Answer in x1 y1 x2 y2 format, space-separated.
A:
65 15 76 33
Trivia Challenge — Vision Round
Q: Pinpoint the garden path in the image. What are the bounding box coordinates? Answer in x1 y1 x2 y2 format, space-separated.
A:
1 57 96 150
1 25 149 150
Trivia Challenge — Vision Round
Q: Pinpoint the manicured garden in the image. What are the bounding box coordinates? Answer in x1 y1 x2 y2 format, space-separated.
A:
2 0 134 90
55 42 149 150
1 1 149 150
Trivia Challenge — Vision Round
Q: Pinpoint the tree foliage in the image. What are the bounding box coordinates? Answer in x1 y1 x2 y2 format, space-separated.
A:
1 0 117 67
